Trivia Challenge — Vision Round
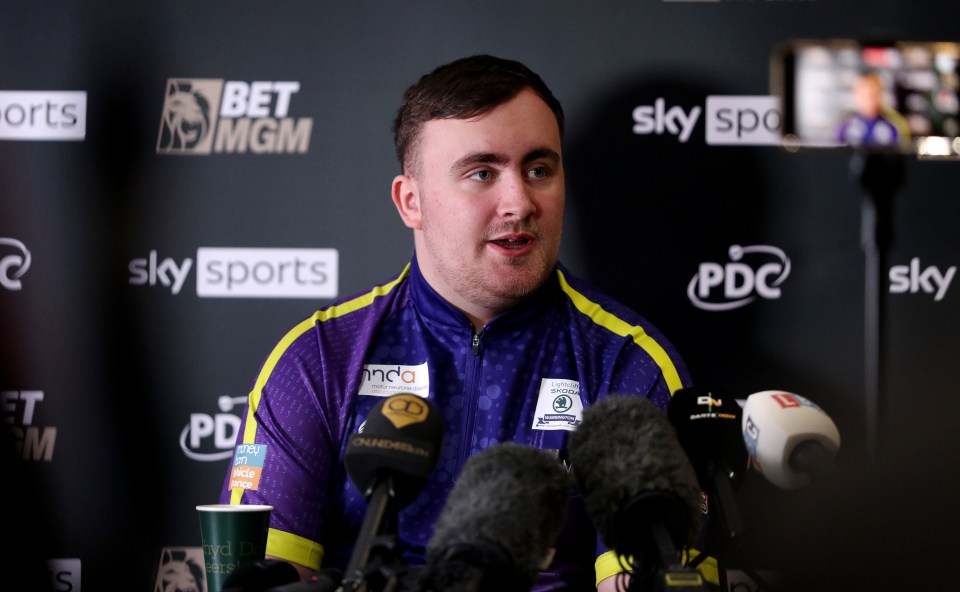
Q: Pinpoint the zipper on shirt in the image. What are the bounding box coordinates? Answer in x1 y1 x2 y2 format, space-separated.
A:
460 328 484 468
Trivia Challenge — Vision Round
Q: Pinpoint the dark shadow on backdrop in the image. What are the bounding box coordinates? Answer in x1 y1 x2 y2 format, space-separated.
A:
564 73 860 574
565 73 775 391
0 423 55 592
771 395 960 592
79 15 170 590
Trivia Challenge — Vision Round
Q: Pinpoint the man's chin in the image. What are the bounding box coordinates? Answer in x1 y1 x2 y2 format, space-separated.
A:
484 263 552 299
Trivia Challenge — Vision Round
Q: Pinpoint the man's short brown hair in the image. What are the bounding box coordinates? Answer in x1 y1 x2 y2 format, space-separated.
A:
393 55 565 174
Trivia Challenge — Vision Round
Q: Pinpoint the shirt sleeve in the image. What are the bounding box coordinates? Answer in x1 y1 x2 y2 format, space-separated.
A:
217 322 341 571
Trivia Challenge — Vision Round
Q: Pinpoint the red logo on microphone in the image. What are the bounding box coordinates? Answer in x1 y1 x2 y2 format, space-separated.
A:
771 393 800 409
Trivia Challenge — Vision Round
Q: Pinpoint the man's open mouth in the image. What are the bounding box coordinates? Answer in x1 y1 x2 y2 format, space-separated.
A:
490 237 532 249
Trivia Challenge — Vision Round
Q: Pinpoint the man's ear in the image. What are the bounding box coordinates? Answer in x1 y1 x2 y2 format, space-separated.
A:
392 174 422 230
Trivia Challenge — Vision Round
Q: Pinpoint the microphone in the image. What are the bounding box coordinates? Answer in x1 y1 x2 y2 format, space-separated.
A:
567 395 704 591
266 568 344 592
221 559 300 591
417 442 568 592
741 391 841 489
341 393 444 590
666 387 748 540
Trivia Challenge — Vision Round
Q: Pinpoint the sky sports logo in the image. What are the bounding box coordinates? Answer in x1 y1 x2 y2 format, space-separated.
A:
632 95 781 145
156 79 313 155
0 91 86 141
129 247 338 298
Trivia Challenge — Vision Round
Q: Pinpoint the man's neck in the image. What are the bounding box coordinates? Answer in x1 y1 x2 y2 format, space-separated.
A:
411 251 517 332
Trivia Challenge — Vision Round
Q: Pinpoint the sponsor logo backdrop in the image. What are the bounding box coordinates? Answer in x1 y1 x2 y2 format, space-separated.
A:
2 1 958 590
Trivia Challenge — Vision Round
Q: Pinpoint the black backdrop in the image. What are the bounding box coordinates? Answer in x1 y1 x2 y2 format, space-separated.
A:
2 1 959 590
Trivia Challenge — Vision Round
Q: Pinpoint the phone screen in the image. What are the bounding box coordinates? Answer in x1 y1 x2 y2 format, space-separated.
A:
775 40 960 155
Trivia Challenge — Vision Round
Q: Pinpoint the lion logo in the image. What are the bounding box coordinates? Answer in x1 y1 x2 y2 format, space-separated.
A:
157 79 223 154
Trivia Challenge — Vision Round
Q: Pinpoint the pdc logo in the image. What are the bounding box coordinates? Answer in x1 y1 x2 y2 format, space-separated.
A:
688 244 791 311
0 237 31 291
157 79 313 155
180 395 245 462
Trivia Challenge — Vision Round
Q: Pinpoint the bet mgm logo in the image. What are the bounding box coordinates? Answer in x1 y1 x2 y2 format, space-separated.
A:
157 78 312 155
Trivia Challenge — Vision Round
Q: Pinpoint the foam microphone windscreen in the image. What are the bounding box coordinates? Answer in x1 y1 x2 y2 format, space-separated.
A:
425 442 569 589
344 393 443 507
568 395 701 556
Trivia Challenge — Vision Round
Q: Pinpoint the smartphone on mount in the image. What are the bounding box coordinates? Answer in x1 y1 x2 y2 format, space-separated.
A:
772 39 960 156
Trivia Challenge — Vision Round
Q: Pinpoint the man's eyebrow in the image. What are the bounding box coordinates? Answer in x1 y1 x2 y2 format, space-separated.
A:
451 148 561 173
450 151 509 173
522 147 561 165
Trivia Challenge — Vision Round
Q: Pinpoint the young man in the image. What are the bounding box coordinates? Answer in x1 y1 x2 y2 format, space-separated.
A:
836 71 907 148
220 55 693 591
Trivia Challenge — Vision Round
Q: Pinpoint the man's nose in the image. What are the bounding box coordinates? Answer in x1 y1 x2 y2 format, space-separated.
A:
497 172 536 219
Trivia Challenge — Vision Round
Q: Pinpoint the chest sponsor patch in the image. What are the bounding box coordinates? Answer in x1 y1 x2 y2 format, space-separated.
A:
358 362 430 397
532 378 583 431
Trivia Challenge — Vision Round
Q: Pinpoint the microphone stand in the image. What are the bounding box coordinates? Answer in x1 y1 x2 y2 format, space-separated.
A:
709 462 744 542
707 463 744 592
618 494 706 592
850 150 904 464
340 474 409 592
630 522 705 592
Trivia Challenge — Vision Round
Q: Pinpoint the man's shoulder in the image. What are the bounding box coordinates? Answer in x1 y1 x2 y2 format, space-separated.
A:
553 264 652 328
269 265 413 352
553 263 690 393
313 264 412 323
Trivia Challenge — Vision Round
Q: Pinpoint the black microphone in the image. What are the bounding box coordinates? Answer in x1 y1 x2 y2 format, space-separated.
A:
221 559 300 592
567 395 704 592
416 442 568 592
266 568 344 592
666 387 748 540
341 393 444 591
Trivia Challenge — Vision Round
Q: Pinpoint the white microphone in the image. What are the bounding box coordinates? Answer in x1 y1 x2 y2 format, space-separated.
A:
741 391 841 489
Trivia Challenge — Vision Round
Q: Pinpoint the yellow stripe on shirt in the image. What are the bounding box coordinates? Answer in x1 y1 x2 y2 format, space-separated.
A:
556 269 684 395
229 265 411 506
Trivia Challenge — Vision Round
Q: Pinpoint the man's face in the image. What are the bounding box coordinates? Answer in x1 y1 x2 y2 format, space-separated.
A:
394 89 565 326
853 76 883 118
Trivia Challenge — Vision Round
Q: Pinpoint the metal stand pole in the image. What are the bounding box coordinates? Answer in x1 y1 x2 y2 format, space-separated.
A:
850 150 904 463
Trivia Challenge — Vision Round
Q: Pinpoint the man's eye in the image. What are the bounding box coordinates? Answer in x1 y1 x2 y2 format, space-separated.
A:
528 166 548 179
470 170 494 181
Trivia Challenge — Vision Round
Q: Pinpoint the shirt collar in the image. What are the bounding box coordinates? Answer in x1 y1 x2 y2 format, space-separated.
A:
407 252 562 332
